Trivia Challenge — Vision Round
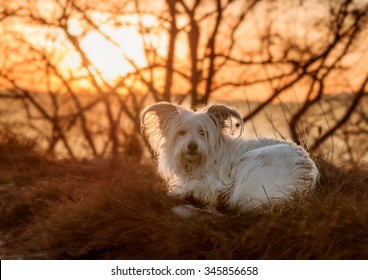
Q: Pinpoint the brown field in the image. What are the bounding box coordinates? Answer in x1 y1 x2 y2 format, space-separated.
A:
1 132 368 260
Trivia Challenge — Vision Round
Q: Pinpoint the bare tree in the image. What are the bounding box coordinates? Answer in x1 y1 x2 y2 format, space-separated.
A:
0 0 367 161
240 0 368 158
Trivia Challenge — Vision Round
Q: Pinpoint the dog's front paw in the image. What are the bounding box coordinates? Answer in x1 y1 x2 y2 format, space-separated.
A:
171 204 219 218
171 205 198 218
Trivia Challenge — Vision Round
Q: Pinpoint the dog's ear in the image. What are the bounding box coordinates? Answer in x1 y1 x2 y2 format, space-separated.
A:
140 102 180 150
207 105 243 136
141 102 180 152
141 102 179 131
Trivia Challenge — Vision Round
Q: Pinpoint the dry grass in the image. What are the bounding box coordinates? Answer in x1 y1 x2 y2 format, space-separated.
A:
1 134 368 259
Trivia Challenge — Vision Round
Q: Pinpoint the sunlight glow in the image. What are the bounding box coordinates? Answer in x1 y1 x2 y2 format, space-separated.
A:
80 27 147 82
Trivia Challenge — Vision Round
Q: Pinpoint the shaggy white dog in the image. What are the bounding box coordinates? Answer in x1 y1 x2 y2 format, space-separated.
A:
141 102 319 212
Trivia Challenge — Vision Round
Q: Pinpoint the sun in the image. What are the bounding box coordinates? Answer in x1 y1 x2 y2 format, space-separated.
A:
62 13 171 89
79 26 147 82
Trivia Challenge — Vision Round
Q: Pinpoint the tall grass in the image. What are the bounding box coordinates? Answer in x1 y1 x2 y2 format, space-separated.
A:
0 133 367 259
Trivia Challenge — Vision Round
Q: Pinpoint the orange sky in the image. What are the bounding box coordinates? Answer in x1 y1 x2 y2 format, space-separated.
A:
1 0 368 103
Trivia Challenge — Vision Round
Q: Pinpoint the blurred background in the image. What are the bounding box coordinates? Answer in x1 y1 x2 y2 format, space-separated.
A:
0 0 367 163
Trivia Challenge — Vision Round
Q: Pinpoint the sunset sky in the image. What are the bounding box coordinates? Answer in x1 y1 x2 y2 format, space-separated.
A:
1 0 368 102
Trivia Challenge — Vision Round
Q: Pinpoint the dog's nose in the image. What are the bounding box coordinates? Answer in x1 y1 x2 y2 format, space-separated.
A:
187 141 198 153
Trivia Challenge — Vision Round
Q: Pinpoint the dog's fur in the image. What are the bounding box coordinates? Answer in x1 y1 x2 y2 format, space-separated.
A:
141 102 319 212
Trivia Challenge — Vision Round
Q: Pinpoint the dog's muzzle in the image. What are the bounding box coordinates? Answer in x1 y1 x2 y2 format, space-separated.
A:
181 141 202 172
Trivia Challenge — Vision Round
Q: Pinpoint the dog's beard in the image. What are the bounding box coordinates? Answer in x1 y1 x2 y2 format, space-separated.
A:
181 152 203 173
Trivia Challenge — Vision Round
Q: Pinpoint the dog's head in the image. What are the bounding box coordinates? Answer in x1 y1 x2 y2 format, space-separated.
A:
141 102 243 174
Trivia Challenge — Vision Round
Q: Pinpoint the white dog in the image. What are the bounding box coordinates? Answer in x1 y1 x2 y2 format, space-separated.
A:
141 102 319 213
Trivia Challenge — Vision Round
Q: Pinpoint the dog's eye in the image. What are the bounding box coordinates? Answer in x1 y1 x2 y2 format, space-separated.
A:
199 129 206 137
177 130 186 136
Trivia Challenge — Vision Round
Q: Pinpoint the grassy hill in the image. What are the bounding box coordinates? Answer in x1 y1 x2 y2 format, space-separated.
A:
1 134 368 259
